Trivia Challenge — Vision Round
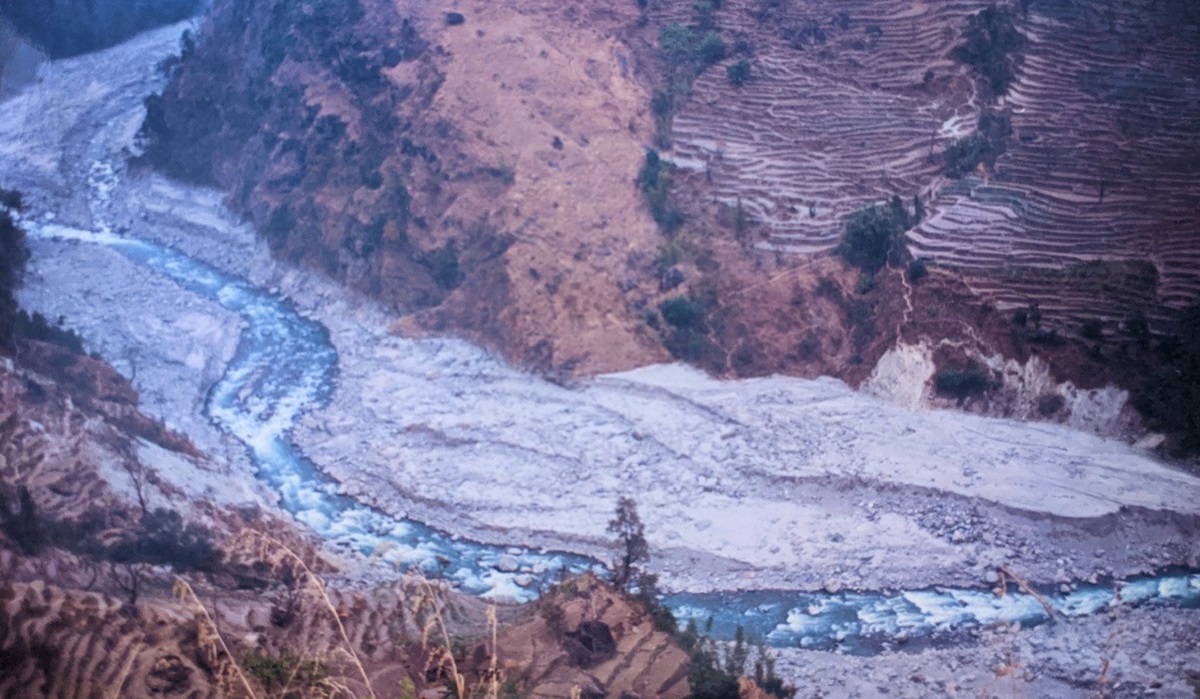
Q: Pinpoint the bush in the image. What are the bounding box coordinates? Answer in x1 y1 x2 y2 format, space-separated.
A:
423 242 461 290
640 149 684 231
943 111 1012 178
1080 319 1103 341
1132 306 1200 457
0 486 43 555
444 11 465 25
107 508 221 573
907 258 928 282
950 5 1025 95
836 201 911 273
697 33 728 65
0 187 24 211
933 367 992 400
726 60 751 86
660 296 705 329
243 651 327 693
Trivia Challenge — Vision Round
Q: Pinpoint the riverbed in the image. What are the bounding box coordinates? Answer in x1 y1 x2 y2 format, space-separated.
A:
4 21 1200 696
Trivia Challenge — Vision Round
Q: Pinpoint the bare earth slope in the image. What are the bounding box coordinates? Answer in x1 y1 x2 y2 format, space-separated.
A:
144 0 673 375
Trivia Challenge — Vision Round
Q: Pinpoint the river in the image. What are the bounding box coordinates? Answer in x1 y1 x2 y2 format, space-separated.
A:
5 23 1200 656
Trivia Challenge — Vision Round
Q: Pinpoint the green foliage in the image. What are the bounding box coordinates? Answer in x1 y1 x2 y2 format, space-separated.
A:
1 208 86 354
107 508 222 573
0 210 30 349
1080 318 1103 341
0 187 24 211
640 149 684 231
423 242 462 290
907 258 928 282
1132 306 1200 457
242 650 328 692
697 33 728 65
933 367 993 400
11 312 86 354
0 486 43 555
660 296 705 329
726 60 752 86
491 162 516 185
687 646 740 699
951 5 1025 95
836 200 912 274
608 497 649 588
943 111 1012 178
662 23 698 66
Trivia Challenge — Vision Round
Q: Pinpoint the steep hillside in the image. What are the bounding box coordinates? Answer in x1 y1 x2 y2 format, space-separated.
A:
143 0 1200 438
143 0 674 375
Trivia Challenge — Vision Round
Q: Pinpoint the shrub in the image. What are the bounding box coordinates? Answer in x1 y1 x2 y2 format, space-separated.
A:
836 202 911 273
423 242 461 290
107 508 221 573
1080 319 1103 341
943 111 1012 178
933 367 992 400
950 5 1025 95
659 296 705 329
243 651 328 693
726 60 751 86
907 258 928 282
661 23 697 67
1132 306 1200 457
697 33 728 65
12 312 86 354
0 187 24 211
640 149 684 231
444 11 465 25
0 486 43 555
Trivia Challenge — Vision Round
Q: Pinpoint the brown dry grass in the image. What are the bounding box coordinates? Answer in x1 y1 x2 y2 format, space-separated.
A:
390 0 670 375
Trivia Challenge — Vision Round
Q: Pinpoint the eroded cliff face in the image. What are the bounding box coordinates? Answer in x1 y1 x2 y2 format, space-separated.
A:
143 0 671 375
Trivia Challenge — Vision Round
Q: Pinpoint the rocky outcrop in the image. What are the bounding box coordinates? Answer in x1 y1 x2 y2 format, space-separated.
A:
483 575 691 699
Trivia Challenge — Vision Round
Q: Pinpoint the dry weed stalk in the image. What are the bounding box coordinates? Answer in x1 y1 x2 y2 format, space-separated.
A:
405 571 506 699
411 574 467 698
173 577 261 699
232 530 379 699
105 645 142 699
995 566 1058 621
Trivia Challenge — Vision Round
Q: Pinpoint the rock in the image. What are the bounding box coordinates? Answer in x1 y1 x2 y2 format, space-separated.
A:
496 554 520 572
513 574 535 588
824 579 842 594
984 570 1000 585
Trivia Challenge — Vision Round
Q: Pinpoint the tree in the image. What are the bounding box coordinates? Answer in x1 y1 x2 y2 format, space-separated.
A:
0 210 30 348
726 60 751 86
950 5 1025 95
607 497 649 589
0 486 43 555
836 203 910 273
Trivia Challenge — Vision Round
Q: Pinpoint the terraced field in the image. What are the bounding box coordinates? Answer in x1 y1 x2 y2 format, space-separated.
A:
660 0 1200 331
660 0 987 252
912 0 1200 330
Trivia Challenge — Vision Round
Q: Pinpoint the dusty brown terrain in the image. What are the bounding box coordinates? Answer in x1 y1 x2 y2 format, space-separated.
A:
144 0 687 375
0 342 705 699
142 0 1200 412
